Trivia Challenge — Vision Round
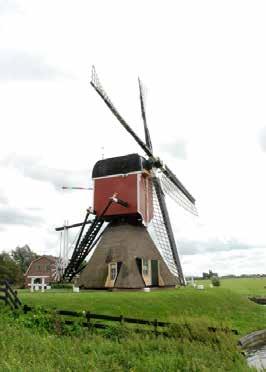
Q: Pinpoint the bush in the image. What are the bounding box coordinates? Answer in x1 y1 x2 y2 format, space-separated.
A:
51 283 73 289
211 277 221 287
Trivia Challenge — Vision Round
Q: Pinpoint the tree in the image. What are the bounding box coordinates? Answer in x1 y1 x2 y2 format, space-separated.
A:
0 252 23 285
202 269 218 279
11 245 39 274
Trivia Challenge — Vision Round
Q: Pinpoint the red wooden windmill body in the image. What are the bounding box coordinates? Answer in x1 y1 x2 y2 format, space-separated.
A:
93 154 153 226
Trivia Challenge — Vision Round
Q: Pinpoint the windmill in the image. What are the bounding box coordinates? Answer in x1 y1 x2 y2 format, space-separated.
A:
61 67 197 288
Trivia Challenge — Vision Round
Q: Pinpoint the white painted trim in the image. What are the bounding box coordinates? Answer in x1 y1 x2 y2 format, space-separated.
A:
109 262 118 281
137 173 147 225
92 179 95 210
137 173 140 212
27 276 50 278
93 171 143 180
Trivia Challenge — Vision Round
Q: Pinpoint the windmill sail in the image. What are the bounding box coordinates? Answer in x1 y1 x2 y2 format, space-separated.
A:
138 78 153 151
91 66 153 158
137 76 186 284
160 173 198 216
151 177 185 285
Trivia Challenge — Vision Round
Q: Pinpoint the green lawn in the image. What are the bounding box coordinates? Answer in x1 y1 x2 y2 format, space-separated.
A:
0 278 265 371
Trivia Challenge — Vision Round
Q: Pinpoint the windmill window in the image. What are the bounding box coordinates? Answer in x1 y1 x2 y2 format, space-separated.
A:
110 263 117 281
142 259 149 276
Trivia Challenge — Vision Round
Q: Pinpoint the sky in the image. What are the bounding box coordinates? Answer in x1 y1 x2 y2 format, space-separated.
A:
0 0 266 276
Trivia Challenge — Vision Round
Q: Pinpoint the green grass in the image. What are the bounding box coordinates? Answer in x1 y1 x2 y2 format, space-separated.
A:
0 316 249 372
0 278 265 371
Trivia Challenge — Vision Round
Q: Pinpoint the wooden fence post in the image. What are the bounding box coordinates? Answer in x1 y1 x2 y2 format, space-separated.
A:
5 282 8 306
154 319 158 336
86 311 91 328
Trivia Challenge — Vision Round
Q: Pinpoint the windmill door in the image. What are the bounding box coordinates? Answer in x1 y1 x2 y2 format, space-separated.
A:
151 260 159 286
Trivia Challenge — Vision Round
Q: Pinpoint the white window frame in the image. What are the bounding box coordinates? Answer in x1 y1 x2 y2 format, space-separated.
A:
110 262 117 281
142 258 149 276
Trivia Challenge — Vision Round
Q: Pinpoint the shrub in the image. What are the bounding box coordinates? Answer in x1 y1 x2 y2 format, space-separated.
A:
211 276 221 287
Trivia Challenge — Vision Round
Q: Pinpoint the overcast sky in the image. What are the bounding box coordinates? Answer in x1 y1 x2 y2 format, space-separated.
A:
0 0 265 276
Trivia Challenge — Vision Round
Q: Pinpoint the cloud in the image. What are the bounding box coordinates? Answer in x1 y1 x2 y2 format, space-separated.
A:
258 127 266 152
0 0 19 14
0 191 8 205
178 238 255 256
182 247 266 276
0 206 44 227
159 139 187 159
1 153 91 190
0 49 63 81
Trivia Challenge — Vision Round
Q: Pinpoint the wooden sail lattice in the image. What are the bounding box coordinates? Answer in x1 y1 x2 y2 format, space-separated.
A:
150 184 179 278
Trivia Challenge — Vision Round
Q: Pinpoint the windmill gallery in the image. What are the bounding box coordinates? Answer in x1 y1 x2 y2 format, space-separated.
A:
55 67 197 290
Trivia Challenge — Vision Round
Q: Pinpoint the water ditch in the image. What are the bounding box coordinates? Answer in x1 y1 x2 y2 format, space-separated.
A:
238 299 266 369
246 343 266 370
239 327 266 370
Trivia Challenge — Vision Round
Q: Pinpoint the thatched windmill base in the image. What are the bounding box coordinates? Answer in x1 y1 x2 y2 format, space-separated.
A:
78 223 179 289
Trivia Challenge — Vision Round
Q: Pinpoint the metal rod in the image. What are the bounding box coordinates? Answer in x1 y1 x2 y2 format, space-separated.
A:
62 186 93 190
55 220 92 231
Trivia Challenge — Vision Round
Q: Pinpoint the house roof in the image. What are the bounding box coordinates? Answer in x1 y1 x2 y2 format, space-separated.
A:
24 255 58 276
78 223 178 289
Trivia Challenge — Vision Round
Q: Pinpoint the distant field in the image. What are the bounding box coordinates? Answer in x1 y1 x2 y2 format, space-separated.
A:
199 277 266 296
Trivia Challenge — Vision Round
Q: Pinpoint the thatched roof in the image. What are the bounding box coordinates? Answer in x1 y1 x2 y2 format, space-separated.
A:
78 223 178 289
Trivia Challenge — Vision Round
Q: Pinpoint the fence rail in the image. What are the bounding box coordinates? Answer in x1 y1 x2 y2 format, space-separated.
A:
0 281 21 310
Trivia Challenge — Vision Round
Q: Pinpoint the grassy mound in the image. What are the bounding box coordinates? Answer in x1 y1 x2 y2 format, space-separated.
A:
0 311 249 371
1 278 265 371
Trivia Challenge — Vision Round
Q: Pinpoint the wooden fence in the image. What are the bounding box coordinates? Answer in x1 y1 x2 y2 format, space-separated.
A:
0 284 239 336
0 280 22 310
22 305 238 335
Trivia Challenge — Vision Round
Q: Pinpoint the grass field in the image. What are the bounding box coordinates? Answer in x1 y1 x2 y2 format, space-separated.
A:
0 278 265 371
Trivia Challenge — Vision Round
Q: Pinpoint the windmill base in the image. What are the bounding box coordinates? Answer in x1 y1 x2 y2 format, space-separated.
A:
77 223 180 290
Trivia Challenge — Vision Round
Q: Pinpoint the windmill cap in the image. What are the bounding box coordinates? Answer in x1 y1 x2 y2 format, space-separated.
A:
92 153 150 178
